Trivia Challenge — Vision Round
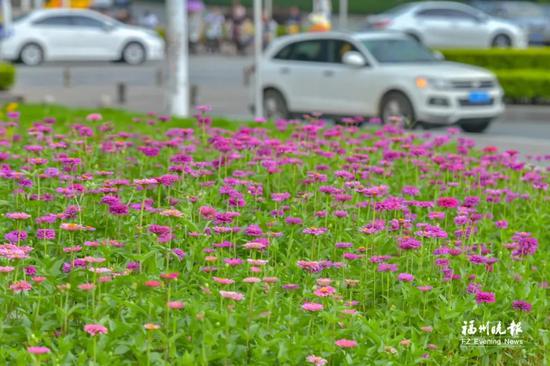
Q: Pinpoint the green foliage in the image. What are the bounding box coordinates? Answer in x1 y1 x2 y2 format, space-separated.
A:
0 63 16 91
442 48 550 71
495 70 550 100
441 49 550 100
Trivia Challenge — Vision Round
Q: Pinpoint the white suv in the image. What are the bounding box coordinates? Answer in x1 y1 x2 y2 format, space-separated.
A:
257 32 505 132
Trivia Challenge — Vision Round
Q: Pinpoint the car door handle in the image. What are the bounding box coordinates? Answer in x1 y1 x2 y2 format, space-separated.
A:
323 70 334 77
280 67 290 75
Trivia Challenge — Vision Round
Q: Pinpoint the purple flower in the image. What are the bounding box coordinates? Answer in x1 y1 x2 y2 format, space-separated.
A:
36 229 56 240
397 273 414 282
475 291 496 304
512 300 532 312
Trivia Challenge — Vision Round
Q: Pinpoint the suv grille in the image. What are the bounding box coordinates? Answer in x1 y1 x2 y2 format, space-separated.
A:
451 80 495 89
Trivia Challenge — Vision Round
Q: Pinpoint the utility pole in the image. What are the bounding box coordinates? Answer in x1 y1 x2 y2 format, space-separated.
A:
166 0 189 117
62 0 70 8
253 0 263 119
339 0 348 30
33 0 43 9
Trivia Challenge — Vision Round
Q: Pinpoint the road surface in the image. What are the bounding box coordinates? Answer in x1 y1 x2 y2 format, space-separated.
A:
11 56 550 161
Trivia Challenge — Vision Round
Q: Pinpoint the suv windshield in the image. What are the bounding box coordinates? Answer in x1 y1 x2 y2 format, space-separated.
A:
361 38 438 63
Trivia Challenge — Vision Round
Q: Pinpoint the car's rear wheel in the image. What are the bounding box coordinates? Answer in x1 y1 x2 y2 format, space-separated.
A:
122 42 146 65
460 119 492 133
19 43 44 66
380 91 416 128
492 34 512 48
263 89 288 120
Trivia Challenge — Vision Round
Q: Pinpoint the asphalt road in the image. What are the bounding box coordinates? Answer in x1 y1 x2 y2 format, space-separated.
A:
11 56 550 161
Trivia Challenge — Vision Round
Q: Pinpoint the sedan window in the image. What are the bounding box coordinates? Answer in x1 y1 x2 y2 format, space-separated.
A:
33 15 73 26
361 38 438 63
417 8 479 21
72 15 106 28
287 40 329 63
331 40 360 63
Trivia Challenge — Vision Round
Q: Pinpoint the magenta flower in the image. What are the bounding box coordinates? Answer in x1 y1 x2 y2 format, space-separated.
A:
27 346 50 355
397 273 414 282
475 291 496 304
83 324 108 336
512 300 532 312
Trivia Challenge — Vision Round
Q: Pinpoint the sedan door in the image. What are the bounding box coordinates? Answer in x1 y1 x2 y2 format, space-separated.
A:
69 15 120 60
29 15 75 60
318 39 378 115
270 39 331 113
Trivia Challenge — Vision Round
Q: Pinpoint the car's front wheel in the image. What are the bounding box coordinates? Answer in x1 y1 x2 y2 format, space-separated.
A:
19 43 44 66
380 91 416 128
121 42 146 65
492 34 512 48
263 89 288 120
460 119 492 133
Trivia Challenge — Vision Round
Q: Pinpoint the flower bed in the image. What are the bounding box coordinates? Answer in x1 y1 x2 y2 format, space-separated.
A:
0 105 548 365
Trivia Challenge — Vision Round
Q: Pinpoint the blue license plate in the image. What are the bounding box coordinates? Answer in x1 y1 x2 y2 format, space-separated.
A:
468 91 490 104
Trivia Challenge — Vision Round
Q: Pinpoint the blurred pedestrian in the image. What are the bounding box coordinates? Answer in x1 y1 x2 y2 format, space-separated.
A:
140 10 158 30
286 6 302 35
204 7 224 53
262 12 278 49
188 0 205 54
231 1 247 55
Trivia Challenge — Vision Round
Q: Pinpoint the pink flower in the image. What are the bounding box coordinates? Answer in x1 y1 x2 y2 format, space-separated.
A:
27 346 50 355
302 302 324 312
219 290 245 301
335 339 358 348
306 355 328 366
86 113 102 121
5 212 31 220
10 280 32 293
397 273 414 282
167 301 185 309
84 324 108 336
313 286 336 297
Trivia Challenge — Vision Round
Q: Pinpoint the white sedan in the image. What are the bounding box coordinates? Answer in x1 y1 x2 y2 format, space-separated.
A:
0 9 164 65
365 1 527 49
257 32 504 132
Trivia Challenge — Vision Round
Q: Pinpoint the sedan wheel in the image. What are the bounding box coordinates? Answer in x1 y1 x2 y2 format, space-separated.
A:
122 42 146 65
492 34 512 48
381 92 415 128
20 44 44 66
263 90 288 120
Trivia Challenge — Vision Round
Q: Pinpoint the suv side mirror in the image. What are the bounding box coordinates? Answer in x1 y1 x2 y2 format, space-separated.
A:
342 51 367 67
433 50 445 60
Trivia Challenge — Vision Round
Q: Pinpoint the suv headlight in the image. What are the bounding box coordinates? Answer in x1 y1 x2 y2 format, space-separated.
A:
415 77 451 90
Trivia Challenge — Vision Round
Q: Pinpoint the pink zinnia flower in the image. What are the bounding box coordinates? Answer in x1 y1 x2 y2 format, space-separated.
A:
27 346 50 355
306 355 328 366
83 324 108 336
219 290 245 301
313 286 336 297
397 273 414 282
335 339 358 348
5 212 31 220
10 280 32 293
86 113 102 121
167 301 185 309
302 302 324 312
